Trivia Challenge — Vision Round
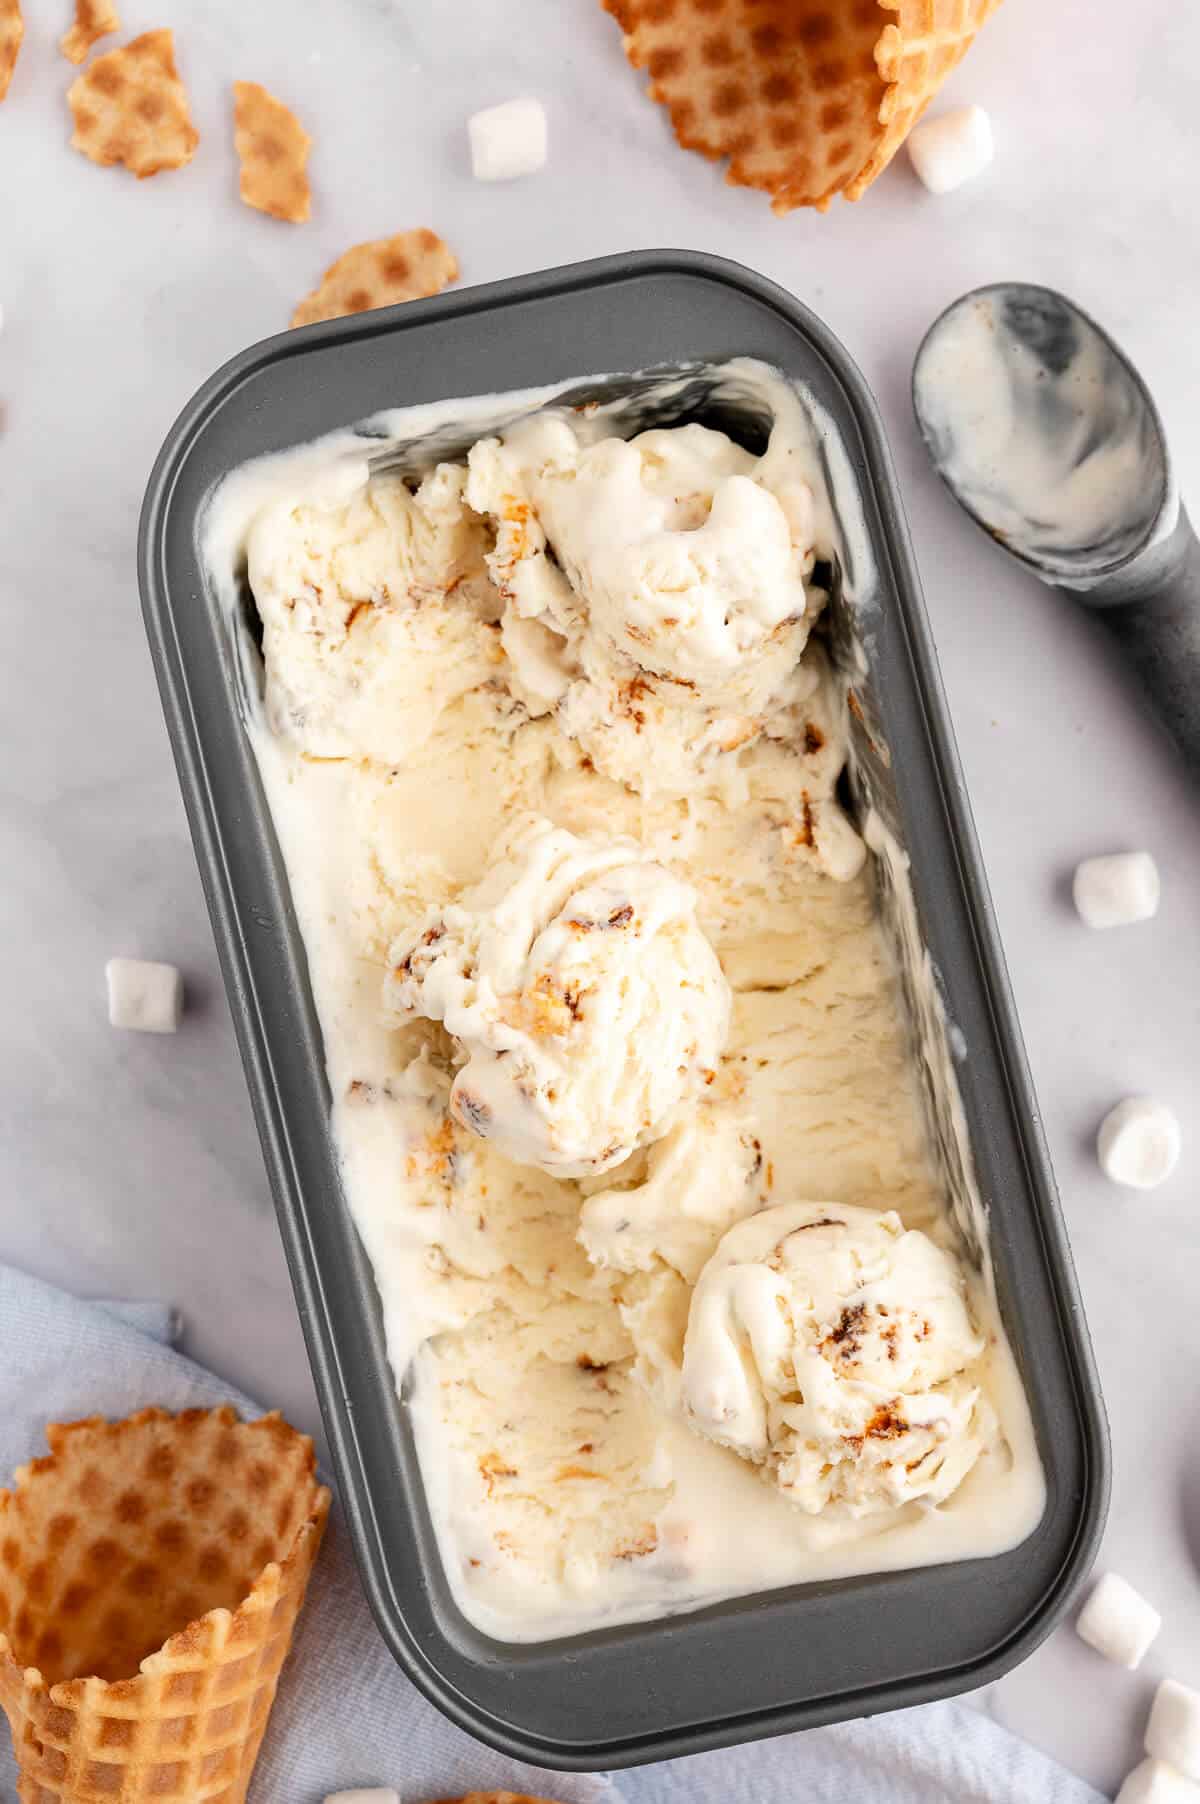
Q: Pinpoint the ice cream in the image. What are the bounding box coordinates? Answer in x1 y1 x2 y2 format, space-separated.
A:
246 463 498 764
206 359 1045 1643
384 815 730 1176
467 414 826 796
579 1104 765 1282
681 1202 990 1515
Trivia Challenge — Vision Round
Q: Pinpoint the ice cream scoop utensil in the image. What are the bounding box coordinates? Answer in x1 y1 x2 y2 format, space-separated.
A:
913 283 1200 773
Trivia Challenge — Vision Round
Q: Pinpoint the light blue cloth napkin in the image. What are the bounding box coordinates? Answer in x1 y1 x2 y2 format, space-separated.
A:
0 1263 1103 1804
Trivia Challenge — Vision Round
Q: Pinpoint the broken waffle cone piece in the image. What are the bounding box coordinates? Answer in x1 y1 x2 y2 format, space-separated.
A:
0 0 23 103
60 0 121 66
602 0 1003 211
67 28 199 178
430 1795 567 1803
290 228 458 328
233 81 312 224
0 1406 330 1803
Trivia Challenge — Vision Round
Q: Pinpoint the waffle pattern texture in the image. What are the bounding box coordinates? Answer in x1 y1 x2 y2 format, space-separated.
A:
0 1407 329 1803
603 0 1003 209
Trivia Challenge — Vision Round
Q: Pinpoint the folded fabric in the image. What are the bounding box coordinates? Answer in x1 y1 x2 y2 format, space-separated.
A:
0 1262 609 1804
91 1297 182 1344
0 1262 1103 1804
619 1700 1105 1804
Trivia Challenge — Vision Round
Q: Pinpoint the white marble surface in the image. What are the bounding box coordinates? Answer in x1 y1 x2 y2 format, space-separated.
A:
1 0 1197 1795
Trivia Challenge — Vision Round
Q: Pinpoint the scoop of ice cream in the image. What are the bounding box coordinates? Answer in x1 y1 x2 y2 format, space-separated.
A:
470 416 814 703
466 415 822 794
246 465 498 762
536 432 810 701
384 816 730 1177
681 1202 989 1516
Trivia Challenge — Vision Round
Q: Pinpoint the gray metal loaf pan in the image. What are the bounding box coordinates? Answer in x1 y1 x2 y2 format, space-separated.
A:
137 251 1109 1770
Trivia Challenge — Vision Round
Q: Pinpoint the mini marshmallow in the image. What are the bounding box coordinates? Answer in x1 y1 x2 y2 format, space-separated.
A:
1076 1570 1162 1668
1073 851 1161 929
1098 1097 1182 1191
323 1792 400 1804
907 104 994 194
1116 1759 1200 1804
1147 1681 1200 1782
105 957 184 1034
468 96 547 182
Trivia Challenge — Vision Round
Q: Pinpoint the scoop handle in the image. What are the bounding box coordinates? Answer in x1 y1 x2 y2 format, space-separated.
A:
1080 507 1200 774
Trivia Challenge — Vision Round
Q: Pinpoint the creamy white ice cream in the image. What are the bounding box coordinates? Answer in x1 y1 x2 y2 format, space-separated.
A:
579 1105 764 1282
682 1202 990 1515
473 417 810 696
246 465 498 764
467 411 834 799
384 816 730 1177
205 360 1045 1643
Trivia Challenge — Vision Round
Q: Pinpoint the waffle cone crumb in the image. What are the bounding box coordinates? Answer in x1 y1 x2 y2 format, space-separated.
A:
602 0 1003 211
290 228 459 328
60 0 121 66
233 80 312 224
0 1406 330 1803
430 1794 567 1803
0 0 23 103
67 28 198 179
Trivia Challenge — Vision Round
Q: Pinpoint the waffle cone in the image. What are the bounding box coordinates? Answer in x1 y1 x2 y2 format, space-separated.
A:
0 1407 330 1803
603 0 1003 211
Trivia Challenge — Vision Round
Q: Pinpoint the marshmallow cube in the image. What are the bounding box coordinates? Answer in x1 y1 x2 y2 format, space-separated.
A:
1116 1759 1200 1804
105 957 183 1034
1147 1681 1200 1783
907 104 994 194
1074 852 1161 929
1098 1097 1182 1191
323 1792 400 1804
1076 1571 1162 1668
468 97 547 182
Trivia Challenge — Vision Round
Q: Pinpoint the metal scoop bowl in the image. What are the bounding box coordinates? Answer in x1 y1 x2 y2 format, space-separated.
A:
913 282 1200 771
